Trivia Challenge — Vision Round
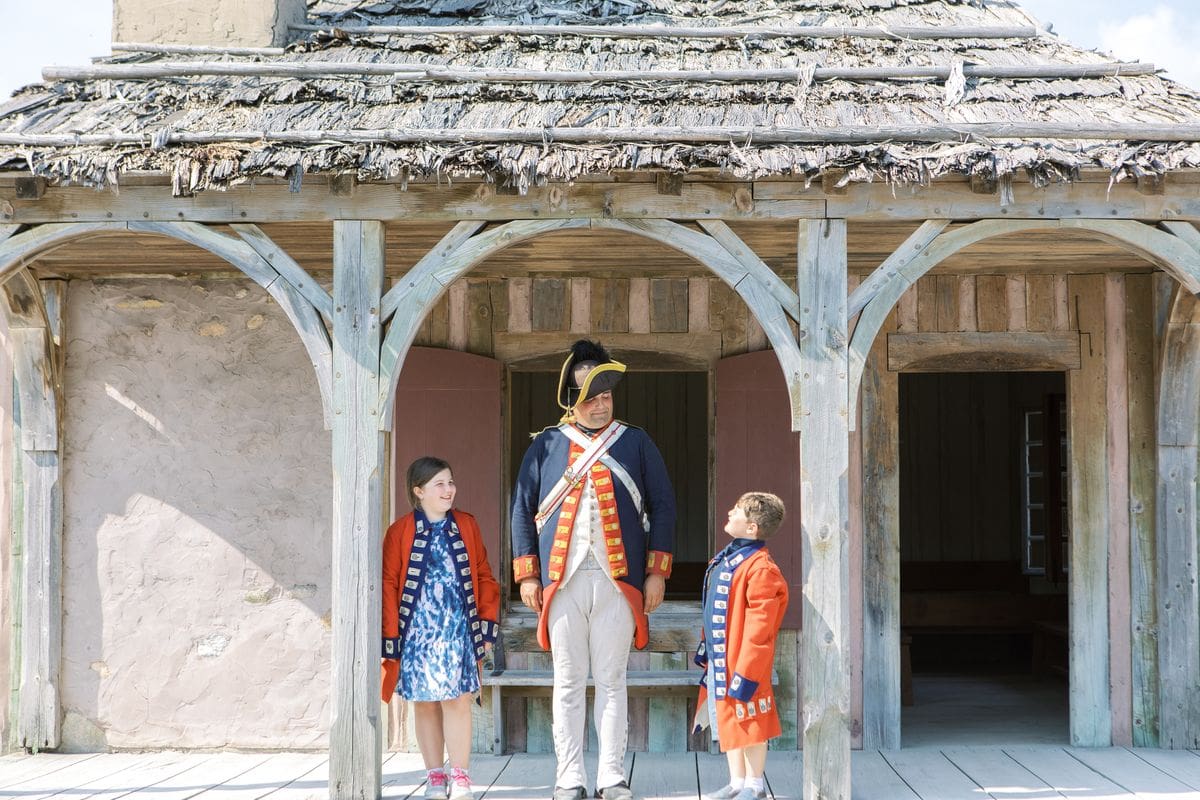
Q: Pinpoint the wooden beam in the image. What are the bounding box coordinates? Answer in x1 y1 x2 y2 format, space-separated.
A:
111 41 286 56
1068 274 1113 747
7 271 63 751
848 220 949 317
1156 286 1200 749
798 219 850 800
291 21 1041 40
330 220 385 798
233 223 335 320
697 220 800 322
1106 275 1132 746
885 331 1082 372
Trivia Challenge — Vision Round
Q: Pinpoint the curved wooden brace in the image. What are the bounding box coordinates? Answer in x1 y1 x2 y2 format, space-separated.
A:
847 218 1200 426
378 219 590 428
0 221 335 428
697 220 801 322
848 219 949 318
233 223 335 322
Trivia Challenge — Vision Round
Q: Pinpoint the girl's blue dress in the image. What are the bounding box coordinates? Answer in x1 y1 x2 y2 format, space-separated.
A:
398 516 481 701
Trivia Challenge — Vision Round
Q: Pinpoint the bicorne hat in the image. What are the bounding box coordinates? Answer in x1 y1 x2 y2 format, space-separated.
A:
555 339 626 412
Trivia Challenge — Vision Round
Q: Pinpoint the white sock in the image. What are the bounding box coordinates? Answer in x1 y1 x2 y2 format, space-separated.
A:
745 777 765 793
728 776 745 791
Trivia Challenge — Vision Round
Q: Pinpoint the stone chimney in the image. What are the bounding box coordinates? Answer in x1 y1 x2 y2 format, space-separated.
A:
113 0 306 48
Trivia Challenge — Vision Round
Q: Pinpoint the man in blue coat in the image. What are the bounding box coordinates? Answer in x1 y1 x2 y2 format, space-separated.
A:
512 340 676 800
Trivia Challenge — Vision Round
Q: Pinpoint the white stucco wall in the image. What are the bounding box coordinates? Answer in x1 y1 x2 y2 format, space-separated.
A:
61 278 331 750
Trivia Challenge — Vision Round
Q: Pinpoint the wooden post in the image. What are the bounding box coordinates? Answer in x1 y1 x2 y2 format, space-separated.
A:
1156 286 1200 750
1067 274 1112 746
798 219 850 800
860 310 899 751
330 220 385 798
8 274 64 750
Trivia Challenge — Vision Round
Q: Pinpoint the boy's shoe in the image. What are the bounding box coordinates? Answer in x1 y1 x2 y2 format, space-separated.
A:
702 785 743 800
733 787 767 800
596 782 634 800
425 771 449 800
553 786 587 800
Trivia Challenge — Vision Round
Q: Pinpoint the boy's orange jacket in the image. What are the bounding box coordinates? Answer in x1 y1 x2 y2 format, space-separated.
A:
380 510 500 701
693 547 789 750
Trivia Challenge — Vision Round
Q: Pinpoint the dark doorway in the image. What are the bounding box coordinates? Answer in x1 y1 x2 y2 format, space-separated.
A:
899 371 1069 745
508 370 709 599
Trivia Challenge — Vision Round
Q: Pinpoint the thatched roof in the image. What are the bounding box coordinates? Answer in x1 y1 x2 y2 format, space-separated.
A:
4 0 1200 194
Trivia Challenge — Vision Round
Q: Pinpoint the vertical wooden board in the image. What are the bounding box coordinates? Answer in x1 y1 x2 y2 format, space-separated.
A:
1053 275 1071 331
570 278 591 334
449 279 469 350
935 275 958 332
957 276 977 332
848 390 863 752
688 278 710 333
710 279 747 356
941 748 1061 800
797 219 850 800
696 753 733 796
975 275 1008 332
916 276 938 332
489 279 509 332
861 312 900 751
762 751 802 800
630 752 698 800
630 277 651 334
474 688 497 755
427 294 451 347
1124 274 1159 747
771 629 799 751
1006 275 1027 331
850 752 919 800
592 278 630 334
746 312 768 352
627 651 650 752
504 651 529 754
331 219 386 799
1026 275 1056 332
648 655 687 752
508 278 532 334
1104 275 1132 747
466 279 495 356
650 278 689 333
1066 273 1112 747
896 285 918 333
531 278 567 332
525 652 554 754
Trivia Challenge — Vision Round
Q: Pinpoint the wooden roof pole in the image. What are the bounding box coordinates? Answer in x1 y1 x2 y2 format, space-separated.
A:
329 220 385 800
290 22 1042 40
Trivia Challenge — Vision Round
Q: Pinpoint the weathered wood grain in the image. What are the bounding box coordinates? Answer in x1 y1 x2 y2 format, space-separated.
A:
591 278 631 334
974 275 1007 332
1006 275 1027 330
647 653 688 752
630 277 651 334
1066 274 1112 747
886 331 1082 373
330 220 385 799
650 278 689 333
570 278 590 334
1104 275 1132 746
1125 275 1159 747
530 278 567 332
798 219 850 800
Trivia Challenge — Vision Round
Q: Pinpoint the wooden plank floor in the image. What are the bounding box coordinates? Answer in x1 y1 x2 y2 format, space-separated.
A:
1 748 1199 799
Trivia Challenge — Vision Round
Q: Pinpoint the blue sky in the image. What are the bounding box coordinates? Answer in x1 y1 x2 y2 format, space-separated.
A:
1 1 1198 99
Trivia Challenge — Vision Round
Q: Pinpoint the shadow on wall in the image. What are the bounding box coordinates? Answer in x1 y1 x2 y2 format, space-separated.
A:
61 277 332 751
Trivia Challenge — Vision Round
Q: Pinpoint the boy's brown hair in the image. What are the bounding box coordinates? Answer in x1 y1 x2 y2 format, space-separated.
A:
739 491 786 539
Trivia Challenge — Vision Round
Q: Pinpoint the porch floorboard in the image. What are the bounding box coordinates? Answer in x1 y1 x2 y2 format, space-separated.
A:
2 748 1199 799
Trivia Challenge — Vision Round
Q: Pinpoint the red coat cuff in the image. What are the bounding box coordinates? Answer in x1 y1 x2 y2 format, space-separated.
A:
513 555 540 583
646 550 673 578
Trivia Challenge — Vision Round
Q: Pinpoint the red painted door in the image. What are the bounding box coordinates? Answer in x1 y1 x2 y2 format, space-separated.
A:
715 350 802 628
393 347 503 569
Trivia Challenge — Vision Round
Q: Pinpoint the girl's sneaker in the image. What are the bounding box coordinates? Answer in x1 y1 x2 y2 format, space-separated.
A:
425 770 449 800
450 767 474 800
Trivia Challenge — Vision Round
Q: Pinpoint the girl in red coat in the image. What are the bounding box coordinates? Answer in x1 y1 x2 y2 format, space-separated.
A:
694 492 789 800
381 457 500 800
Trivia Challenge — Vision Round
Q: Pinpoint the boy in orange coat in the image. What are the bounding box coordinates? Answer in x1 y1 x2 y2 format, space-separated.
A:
693 492 789 800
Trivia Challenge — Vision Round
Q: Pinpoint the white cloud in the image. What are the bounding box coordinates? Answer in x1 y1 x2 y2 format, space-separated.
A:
1098 6 1200 90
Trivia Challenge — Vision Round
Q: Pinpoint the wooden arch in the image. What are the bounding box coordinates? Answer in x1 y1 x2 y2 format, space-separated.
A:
0 221 335 426
847 218 1200 420
376 217 804 429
